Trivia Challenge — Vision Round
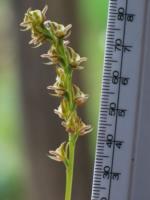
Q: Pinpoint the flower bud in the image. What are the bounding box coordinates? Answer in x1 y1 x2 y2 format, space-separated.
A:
61 112 78 134
62 112 92 135
41 45 60 65
79 122 93 136
20 5 48 30
48 142 68 162
47 67 66 97
73 85 88 106
20 6 48 47
48 22 72 39
54 98 70 120
67 47 87 70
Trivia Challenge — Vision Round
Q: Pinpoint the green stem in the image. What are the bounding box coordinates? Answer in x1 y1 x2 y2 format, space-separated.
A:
65 135 76 200
66 72 74 107
47 31 77 200
56 40 74 110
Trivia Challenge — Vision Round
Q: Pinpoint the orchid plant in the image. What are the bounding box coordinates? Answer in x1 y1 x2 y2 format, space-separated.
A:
20 5 92 200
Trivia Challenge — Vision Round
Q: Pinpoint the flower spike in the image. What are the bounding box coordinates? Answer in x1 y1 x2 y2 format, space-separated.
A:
21 6 92 200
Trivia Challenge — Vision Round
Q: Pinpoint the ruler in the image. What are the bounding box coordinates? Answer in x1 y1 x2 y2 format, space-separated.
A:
91 0 150 200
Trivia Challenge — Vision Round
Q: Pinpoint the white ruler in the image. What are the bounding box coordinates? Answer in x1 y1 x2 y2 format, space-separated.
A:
91 0 150 200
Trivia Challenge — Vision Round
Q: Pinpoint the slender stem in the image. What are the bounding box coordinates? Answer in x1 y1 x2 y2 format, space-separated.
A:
66 72 74 106
57 40 74 109
47 30 78 200
65 135 76 200
62 40 77 200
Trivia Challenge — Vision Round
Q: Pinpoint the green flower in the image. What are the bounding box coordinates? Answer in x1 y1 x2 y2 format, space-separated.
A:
62 112 92 135
20 5 48 47
73 85 89 106
47 67 66 97
48 142 68 163
67 47 87 70
54 98 70 120
41 45 60 65
45 21 72 39
20 5 48 30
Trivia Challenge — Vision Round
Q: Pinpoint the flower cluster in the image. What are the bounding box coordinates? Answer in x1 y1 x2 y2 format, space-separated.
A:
20 5 49 47
20 6 92 166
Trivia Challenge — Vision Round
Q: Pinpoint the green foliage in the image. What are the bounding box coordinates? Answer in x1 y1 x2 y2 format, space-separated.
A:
79 0 108 29
0 2 25 200
0 70 25 200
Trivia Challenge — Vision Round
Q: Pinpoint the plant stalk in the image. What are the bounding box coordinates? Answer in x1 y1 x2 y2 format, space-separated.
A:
65 135 76 200
21 9 92 200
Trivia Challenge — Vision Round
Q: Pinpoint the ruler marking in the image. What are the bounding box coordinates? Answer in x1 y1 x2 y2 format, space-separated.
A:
108 0 129 199
99 118 107 121
106 49 113 53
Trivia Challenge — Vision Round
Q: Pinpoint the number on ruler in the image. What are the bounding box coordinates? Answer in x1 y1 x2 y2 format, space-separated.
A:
117 7 135 22
114 39 132 52
106 134 124 149
102 166 121 181
109 103 127 117
112 71 129 85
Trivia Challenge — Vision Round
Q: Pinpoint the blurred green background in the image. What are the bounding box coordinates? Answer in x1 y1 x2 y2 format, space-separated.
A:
0 0 108 200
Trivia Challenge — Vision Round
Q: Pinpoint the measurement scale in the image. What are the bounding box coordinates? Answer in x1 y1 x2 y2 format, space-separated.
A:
91 0 150 200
